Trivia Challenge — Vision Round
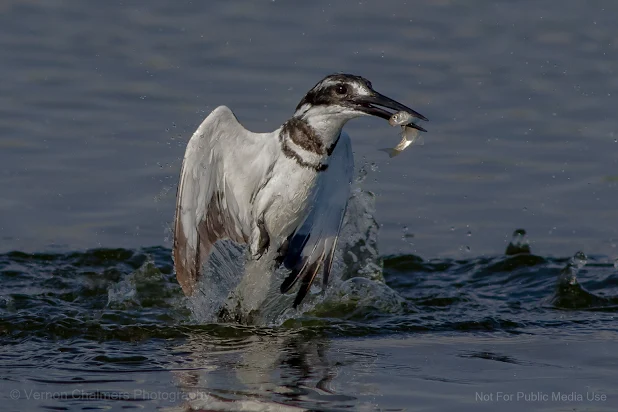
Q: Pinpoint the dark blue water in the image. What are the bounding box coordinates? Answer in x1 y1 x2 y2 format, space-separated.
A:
1 1 617 411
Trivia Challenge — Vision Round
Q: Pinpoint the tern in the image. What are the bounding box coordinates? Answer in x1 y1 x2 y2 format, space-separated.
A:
173 73 427 310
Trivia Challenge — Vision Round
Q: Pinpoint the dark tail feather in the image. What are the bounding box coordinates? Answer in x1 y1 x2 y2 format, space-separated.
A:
293 251 325 308
280 257 309 293
283 232 310 269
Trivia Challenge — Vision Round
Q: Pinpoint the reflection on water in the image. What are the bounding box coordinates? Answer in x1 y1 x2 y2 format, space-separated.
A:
170 332 358 411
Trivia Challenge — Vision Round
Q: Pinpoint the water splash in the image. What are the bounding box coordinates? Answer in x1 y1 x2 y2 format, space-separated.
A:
188 240 248 323
550 251 616 310
318 277 408 319
572 251 588 269
505 229 531 256
107 256 181 310
558 251 587 286
107 276 139 308
337 163 383 284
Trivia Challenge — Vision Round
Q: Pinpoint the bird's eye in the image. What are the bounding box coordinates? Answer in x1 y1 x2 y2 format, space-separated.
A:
335 85 348 95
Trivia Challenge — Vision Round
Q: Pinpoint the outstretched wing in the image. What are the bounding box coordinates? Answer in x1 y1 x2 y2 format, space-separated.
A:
279 132 354 307
173 106 276 296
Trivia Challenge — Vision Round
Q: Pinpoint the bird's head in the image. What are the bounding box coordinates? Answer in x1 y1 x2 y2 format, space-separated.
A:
294 73 427 131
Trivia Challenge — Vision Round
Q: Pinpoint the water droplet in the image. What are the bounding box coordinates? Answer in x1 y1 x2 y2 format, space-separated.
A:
572 251 587 269
356 166 368 183
401 225 414 240
450 226 455 232
370 162 378 172
614 258 618 270
522 207 528 212
466 231 472 237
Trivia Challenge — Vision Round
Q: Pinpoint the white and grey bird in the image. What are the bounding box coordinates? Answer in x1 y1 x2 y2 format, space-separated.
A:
173 73 427 312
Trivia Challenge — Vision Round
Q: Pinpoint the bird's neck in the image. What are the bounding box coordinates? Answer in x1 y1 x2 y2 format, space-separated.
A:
279 115 342 171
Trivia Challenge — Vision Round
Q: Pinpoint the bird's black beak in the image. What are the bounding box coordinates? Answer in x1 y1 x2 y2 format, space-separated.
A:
355 91 428 132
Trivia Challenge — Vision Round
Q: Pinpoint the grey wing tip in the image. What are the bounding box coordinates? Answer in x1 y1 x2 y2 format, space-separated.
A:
322 237 338 287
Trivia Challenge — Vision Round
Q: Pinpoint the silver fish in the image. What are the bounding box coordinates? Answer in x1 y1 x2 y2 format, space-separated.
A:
381 111 425 157
380 126 424 158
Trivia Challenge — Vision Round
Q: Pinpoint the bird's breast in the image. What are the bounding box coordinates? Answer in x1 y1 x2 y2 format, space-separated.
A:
257 161 320 243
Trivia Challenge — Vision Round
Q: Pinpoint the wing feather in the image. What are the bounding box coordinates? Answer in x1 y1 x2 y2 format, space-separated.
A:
279 133 354 307
173 106 275 296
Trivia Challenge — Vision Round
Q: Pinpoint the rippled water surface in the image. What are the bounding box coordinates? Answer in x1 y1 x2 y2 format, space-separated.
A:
1 0 618 411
